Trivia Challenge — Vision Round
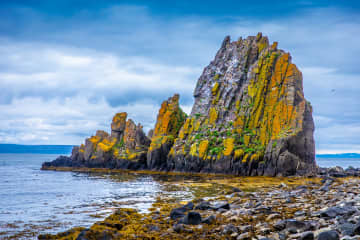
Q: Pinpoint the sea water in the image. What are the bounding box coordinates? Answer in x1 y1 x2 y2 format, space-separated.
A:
0 153 359 239
0 154 162 239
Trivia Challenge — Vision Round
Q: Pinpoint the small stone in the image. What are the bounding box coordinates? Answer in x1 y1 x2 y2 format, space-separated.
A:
266 213 281 221
182 212 202 225
202 215 215 224
317 230 340 240
300 231 314 240
239 225 252 232
170 207 186 220
353 222 360 235
173 223 185 233
195 201 212 210
213 201 230 211
237 232 250 240
222 224 238 235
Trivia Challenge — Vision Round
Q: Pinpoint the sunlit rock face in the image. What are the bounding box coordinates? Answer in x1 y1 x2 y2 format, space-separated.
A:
147 94 187 170
167 33 315 176
43 112 151 170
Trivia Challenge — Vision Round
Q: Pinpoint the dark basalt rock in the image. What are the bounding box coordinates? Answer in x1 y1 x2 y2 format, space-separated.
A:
181 211 202 225
300 231 314 240
317 230 339 240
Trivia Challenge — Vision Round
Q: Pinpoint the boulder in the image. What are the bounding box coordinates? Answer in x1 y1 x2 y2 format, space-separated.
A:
317 230 339 240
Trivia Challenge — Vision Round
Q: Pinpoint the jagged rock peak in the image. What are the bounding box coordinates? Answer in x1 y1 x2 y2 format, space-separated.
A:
147 94 187 169
43 112 150 170
111 112 127 140
168 33 316 176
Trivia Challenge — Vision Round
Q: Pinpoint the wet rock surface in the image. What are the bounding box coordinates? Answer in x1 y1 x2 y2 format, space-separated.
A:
40 177 360 240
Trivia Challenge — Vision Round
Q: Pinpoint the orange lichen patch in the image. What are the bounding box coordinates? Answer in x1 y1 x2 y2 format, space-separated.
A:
113 148 120 157
209 107 218 125
112 112 127 123
235 100 241 110
190 142 198 156
257 34 269 54
149 135 174 151
234 149 244 160
194 119 201 131
271 41 278 50
234 115 244 134
153 94 186 137
198 140 209 158
111 112 127 130
223 138 235 156
244 135 251 146
97 138 117 152
89 135 101 145
128 153 138 160
247 80 256 98
250 153 259 162
242 154 249 163
179 118 194 140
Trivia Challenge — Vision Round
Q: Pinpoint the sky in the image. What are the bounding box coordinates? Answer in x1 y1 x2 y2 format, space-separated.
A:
0 0 359 154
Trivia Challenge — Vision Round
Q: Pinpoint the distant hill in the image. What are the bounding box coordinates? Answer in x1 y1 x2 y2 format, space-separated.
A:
316 153 360 158
0 144 73 154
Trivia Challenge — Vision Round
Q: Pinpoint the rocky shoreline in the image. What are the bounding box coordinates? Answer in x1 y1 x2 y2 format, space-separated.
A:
38 168 360 240
37 33 356 239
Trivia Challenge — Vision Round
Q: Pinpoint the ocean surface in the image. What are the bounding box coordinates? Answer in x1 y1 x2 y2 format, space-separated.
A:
0 153 194 239
0 152 359 239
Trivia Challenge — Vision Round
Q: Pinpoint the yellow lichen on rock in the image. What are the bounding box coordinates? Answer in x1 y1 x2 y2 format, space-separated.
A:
211 82 219 96
190 142 198 156
223 138 235 156
89 136 101 145
234 149 244 160
198 140 209 158
209 107 218 125
97 138 116 152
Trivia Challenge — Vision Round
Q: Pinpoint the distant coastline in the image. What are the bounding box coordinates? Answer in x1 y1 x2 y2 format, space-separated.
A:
316 153 360 158
0 144 359 158
0 144 73 154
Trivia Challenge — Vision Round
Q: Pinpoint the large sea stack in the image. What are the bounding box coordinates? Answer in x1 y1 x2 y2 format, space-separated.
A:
166 33 316 176
42 33 316 176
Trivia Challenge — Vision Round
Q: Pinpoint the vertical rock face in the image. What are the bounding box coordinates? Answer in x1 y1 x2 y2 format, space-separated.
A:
111 112 127 140
147 94 187 169
168 33 315 176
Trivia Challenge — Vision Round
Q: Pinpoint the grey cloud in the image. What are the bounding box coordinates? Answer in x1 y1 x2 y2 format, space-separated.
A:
0 5 359 152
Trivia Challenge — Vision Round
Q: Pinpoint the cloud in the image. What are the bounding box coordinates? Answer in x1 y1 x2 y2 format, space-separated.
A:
0 4 359 153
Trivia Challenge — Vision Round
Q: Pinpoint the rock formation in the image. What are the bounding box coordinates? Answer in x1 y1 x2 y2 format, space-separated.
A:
167 33 315 176
147 94 187 169
43 33 316 176
42 113 150 170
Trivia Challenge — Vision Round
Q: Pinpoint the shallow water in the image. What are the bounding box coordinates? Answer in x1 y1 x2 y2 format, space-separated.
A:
316 157 360 168
0 153 359 239
0 154 194 239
